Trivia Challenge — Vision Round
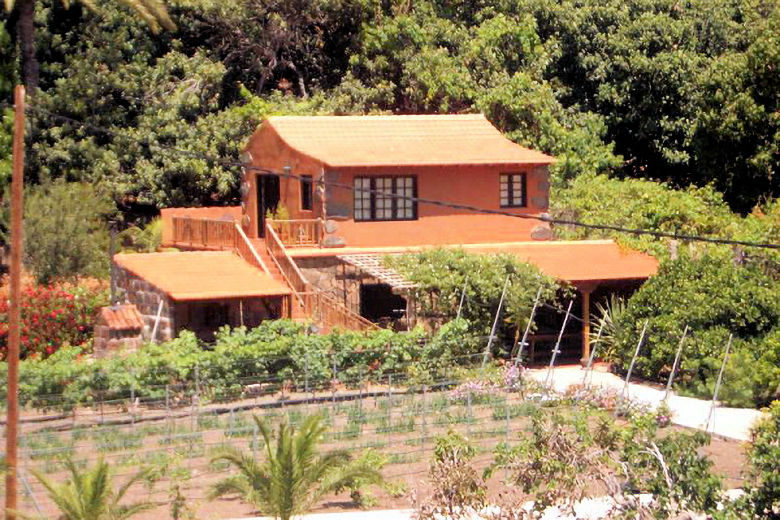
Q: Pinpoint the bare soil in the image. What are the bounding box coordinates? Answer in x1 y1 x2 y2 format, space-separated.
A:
12 385 748 520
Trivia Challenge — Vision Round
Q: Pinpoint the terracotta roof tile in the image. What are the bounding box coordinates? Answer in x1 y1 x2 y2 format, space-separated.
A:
290 240 658 283
98 304 144 331
265 114 556 168
469 240 659 282
114 252 291 301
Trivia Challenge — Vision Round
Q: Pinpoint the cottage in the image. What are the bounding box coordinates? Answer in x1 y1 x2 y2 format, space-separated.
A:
144 114 657 362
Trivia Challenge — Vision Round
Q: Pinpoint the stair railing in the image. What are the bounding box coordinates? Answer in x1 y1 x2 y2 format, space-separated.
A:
233 224 271 275
265 221 378 331
265 221 309 307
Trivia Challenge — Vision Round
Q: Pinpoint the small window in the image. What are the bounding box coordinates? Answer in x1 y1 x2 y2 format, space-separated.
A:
354 176 417 221
300 175 313 211
500 173 526 208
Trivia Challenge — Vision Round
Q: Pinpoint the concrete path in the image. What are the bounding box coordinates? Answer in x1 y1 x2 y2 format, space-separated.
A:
229 510 414 520
526 365 765 441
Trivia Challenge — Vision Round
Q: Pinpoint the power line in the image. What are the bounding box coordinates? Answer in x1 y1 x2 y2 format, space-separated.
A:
13 102 780 250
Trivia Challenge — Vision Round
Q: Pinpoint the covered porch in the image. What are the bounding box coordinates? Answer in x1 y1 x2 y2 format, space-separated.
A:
113 251 293 343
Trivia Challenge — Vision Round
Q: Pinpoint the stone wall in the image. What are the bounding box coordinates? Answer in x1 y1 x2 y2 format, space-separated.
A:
114 265 176 342
296 256 415 329
296 257 367 315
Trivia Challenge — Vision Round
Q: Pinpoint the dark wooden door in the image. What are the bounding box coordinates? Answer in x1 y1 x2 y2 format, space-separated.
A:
257 174 280 237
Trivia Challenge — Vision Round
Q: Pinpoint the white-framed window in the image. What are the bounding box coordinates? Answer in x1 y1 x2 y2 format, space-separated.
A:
354 176 417 221
500 173 527 208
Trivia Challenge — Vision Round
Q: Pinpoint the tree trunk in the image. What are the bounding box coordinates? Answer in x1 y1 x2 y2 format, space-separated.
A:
16 0 38 91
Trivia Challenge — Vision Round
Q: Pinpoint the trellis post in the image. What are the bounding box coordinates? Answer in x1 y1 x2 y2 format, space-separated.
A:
514 286 543 366
387 374 392 445
621 320 648 401
482 276 511 369
663 326 689 402
705 334 733 434
544 300 574 390
456 275 469 320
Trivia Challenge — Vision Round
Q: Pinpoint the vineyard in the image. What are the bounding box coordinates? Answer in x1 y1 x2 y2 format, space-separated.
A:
9 357 745 519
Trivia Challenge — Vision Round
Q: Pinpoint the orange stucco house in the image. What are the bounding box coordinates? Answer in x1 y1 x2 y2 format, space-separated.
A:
119 114 657 363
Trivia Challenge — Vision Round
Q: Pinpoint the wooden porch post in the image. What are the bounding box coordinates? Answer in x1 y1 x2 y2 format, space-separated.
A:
581 289 590 366
577 282 598 367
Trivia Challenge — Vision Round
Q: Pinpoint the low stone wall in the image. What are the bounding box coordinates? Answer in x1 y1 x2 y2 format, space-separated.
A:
296 256 367 315
114 265 176 342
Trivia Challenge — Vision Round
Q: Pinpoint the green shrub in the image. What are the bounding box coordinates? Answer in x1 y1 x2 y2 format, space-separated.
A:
553 175 736 258
743 401 780 517
23 181 115 284
0 319 482 412
387 248 562 349
611 253 780 406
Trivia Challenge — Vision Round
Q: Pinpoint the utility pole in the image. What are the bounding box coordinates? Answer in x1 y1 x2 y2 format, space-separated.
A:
6 85 26 520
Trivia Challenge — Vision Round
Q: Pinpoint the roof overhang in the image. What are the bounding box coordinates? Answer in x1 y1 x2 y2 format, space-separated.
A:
113 252 292 302
260 114 556 169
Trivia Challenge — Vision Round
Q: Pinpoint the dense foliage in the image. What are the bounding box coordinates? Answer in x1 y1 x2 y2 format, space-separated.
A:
387 248 563 349
1 0 777 220
610 254 780 407
0 281 108 360
0 318 477 411
22 181 115 283
483 407 719 517
743 400 780 517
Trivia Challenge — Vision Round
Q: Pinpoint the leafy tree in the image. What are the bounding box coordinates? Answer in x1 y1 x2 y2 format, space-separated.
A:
3 0 175 90
193 0 371 101
209 414 382 520
341 2 621 185
28 457 151 520
611 253 780 406
0 107 11 244
692 11 780 212
516 0 777 209
552 174 738 258
22 180 114 283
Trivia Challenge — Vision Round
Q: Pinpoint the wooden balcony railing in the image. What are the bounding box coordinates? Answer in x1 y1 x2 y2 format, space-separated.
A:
234 225 271 275
172 216 237 250
171 216 270 275
268 219 323 247
170 216 375 332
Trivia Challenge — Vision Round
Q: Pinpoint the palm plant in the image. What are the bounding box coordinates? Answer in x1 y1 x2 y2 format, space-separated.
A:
210 414 382 520
28 458 152 520
591 294 628 361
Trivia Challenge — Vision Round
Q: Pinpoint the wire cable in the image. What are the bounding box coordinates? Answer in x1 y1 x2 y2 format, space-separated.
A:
6 102 779 250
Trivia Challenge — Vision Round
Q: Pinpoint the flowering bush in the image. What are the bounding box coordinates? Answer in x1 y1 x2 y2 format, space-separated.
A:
563 384 620 410
0 282 108 360
503 364 525 392
449 380 500 403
